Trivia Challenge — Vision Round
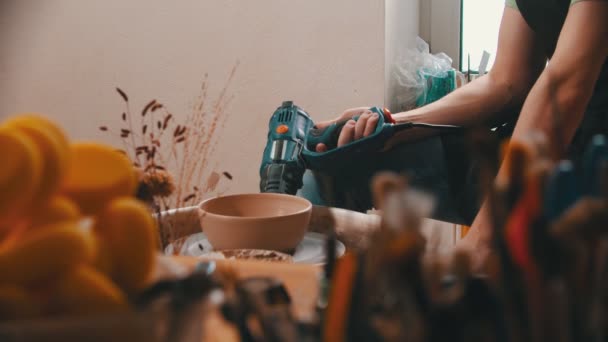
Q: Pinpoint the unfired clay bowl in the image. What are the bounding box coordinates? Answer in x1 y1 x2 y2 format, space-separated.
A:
197 193 312 252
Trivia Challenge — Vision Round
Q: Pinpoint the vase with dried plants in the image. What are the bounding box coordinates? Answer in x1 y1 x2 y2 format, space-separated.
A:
99 63 239 252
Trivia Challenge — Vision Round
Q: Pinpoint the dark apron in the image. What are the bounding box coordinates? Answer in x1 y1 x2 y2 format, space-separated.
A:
298 0 607 226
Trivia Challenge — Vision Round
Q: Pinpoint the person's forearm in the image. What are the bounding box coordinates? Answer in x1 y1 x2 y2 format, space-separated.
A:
460 63 600 263
392 72 525 127
506 64 598 162
381 73 528 149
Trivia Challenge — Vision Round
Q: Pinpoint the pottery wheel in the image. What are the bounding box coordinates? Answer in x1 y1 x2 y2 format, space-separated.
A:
164 232 346 265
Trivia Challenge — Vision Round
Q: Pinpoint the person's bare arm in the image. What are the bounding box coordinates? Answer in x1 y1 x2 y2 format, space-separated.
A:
460 0 608 269
505 0 608 158
317 7 546 151
389 7 547 138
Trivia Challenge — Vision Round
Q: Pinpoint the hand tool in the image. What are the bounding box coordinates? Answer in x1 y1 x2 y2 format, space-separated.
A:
259 101 461 194
541 134 607 224
543 160 581 222
133 261 221 342
316 227 337 312
221 276 298 342
583 134 608 197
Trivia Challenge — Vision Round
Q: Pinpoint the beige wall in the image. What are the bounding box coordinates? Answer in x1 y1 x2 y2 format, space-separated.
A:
0 0 385 198
419 0 461 68
385 0 420 111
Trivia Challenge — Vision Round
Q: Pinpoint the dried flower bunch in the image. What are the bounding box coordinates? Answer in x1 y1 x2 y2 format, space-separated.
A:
99 63 239 249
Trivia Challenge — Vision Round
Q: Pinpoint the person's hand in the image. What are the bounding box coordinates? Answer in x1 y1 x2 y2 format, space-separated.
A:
454 202 495 273
314 107 381 152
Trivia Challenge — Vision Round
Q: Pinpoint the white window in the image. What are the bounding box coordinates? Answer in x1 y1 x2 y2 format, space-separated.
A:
461 0 506 72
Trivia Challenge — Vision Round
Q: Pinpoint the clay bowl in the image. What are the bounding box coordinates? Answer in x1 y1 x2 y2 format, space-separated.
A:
197 193 312 252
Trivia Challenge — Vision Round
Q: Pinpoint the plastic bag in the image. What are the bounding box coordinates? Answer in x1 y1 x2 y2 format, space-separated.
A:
392 37 454 111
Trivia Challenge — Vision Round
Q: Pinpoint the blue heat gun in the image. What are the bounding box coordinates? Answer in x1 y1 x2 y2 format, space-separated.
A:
259 101 460 195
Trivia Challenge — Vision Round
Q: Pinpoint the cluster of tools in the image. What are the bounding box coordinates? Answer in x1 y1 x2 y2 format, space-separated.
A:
259 133 608 342
166 129 608 342
317 131 608 342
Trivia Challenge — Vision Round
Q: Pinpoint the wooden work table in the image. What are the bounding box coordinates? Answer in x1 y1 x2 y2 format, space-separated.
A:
159 204 457 254
156 205 458 340
156 204 382 340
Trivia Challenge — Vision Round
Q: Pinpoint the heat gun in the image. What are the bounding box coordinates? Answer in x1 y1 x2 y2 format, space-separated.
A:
259 101 460 195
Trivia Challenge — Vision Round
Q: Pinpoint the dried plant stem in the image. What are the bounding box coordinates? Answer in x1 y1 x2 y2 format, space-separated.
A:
199 64 238 165
103 130 139 150
103 62 239 249
123 97 142 166
189 63 238 193
174 134 190 210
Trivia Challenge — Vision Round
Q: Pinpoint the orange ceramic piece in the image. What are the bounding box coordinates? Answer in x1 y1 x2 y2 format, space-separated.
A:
3 114 70 151
198 193 312 252
95 197 157 292
61 142 137 214
0 222 28 252
49 264 129 316
324 252 358 342
0 284 43 320
92 234 114 277
3 114 70 205
29 195 80 229
0 222 96 286
0 127 43 226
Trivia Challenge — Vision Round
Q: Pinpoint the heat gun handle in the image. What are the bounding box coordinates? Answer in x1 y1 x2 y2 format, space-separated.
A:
306 107 386 151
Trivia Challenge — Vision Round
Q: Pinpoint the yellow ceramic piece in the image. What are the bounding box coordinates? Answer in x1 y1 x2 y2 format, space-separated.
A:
0 284 43 320
49 264 129 316
4 114 70 150
61 142 137 215
0 223 27 252
0 127 43 225
92 234 114 276
95 197 156 292
29 195 80 229
0 222 96 286
3 115 70 205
